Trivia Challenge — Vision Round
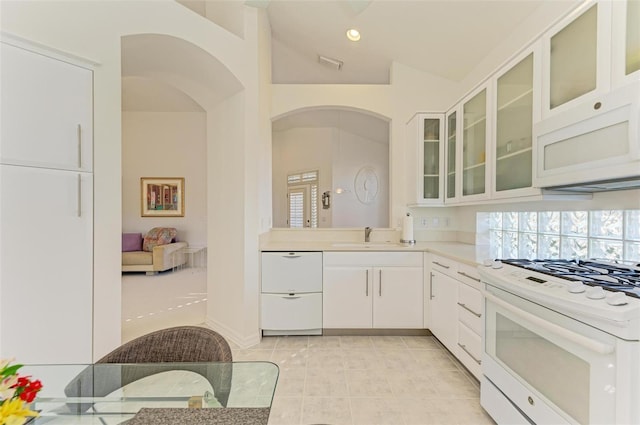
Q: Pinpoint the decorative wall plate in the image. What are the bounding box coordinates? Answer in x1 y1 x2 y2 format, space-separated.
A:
354 166 378 204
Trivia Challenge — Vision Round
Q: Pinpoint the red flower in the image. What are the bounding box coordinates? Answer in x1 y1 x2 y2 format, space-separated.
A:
11 375 43 403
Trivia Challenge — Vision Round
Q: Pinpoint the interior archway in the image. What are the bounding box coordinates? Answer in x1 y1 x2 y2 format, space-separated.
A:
120 33 243 342
272 106 391 228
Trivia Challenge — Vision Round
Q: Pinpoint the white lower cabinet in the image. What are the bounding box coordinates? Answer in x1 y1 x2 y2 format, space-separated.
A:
261 293 323 331
428 254 484 380
429 270 458 353
323 267 372 328
323 252 423 329
373 266 423 328
457 322 482 378
1 164 93 363
261 251 323 335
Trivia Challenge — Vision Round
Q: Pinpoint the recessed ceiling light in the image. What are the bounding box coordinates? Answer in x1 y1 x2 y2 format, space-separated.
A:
346 28 361 42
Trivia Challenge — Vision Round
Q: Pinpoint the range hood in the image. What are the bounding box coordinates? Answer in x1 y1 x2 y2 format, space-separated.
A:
545 176 640 193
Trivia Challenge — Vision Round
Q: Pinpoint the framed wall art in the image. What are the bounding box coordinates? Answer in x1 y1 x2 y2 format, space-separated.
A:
141 177 185 217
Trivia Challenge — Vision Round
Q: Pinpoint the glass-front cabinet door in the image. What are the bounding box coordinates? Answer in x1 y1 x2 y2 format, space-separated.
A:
422 117 441 200
625 0 640 76
542 0 612 117
461 84 490 200
493 45 540 198
406 113 444 205
445 110 459 203
612 0 640 87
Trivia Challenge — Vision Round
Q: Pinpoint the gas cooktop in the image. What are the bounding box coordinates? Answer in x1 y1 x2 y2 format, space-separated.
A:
501 259 640 299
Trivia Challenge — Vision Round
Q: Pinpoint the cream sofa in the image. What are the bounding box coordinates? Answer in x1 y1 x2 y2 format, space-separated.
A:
122 241 188 275
122 228 188 275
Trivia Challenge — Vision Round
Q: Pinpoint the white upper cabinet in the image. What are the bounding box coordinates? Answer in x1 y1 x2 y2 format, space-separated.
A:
460 83 492 202
542 1 612 118
491 44 542 199
409 0 638 200
444 109 460 204
0 42 93 171
406 114 445 205
535 0 640 189
612 0 640 88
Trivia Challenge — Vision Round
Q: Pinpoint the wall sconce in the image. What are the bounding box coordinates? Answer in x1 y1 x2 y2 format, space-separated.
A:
335 187 351 194
322 191 331 209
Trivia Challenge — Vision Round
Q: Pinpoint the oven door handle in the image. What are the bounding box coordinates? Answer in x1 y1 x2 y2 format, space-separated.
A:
485 292 615 355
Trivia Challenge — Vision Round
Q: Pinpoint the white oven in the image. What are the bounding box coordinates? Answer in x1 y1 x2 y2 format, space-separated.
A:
479 264 640 425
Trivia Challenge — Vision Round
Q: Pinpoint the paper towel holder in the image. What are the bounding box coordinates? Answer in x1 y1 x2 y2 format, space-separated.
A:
400 212 416 245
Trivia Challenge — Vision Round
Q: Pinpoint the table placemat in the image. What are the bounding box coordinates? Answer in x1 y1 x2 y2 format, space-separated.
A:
125 407 270 425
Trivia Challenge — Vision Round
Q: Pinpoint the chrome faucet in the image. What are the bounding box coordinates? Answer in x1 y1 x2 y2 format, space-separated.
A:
364 227 372 242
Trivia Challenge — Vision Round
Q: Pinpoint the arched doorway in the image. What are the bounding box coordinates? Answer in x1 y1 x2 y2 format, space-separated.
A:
120 33 243 342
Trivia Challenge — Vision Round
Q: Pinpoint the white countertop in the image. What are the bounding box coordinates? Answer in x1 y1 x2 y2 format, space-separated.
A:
260 241 492 267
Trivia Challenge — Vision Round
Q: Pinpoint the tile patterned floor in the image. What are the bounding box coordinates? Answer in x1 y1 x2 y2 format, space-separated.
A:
121 269 207 343
232 335 495 425
122 271 494 424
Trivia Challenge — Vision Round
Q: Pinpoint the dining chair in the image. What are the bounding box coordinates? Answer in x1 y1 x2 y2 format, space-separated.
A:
64 326 234 415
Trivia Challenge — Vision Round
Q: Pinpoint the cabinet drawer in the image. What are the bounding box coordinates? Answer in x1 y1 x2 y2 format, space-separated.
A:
261 252 322 293
457 323 482 379
323 251 422 267
429 254 458 278
457 282 482 334
456 263 481 290
261 293 322 331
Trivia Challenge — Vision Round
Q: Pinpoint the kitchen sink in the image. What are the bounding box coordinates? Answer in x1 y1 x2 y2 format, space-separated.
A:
330 242 404 248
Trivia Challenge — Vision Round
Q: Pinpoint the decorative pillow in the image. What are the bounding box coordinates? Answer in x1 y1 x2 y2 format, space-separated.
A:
122 233 143 252
143 227 177 252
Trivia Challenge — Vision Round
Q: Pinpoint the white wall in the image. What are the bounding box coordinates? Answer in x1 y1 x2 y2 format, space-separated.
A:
332 129 389 228
270 3 583 231
272 126 390 228
456 0 581 104
205 7 271 349
272 127 334 227
122 112 207 246
1 0 260 357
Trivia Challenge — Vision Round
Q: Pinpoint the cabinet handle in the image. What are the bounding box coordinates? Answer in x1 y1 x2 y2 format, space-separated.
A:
429 272 434 300
77 174 82 217
283 254 301 259
458 343 481 365
432 261 450 269
457 302 481 318
366 270 369 296
77 124 82 168
457 271 480 283
379 269 382 296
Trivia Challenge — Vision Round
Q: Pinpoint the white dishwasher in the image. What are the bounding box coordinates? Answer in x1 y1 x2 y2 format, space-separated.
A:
261 251 322 336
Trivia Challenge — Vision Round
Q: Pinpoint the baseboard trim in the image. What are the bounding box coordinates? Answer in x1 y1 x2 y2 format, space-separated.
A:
262 329 322 336
205 318 261 349
322 328 432 336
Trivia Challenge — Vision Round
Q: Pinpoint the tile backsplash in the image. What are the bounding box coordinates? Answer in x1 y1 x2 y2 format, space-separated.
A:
484 210 640 262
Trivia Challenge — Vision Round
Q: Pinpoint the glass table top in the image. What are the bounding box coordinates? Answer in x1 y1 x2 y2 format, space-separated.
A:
23 362 279 424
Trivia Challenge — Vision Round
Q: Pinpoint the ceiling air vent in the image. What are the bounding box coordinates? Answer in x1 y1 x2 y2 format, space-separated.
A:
318 55 343 70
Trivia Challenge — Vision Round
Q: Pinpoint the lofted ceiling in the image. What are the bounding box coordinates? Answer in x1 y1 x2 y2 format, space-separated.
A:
176 0 577 85
125 1 577 112
269 0 543 84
